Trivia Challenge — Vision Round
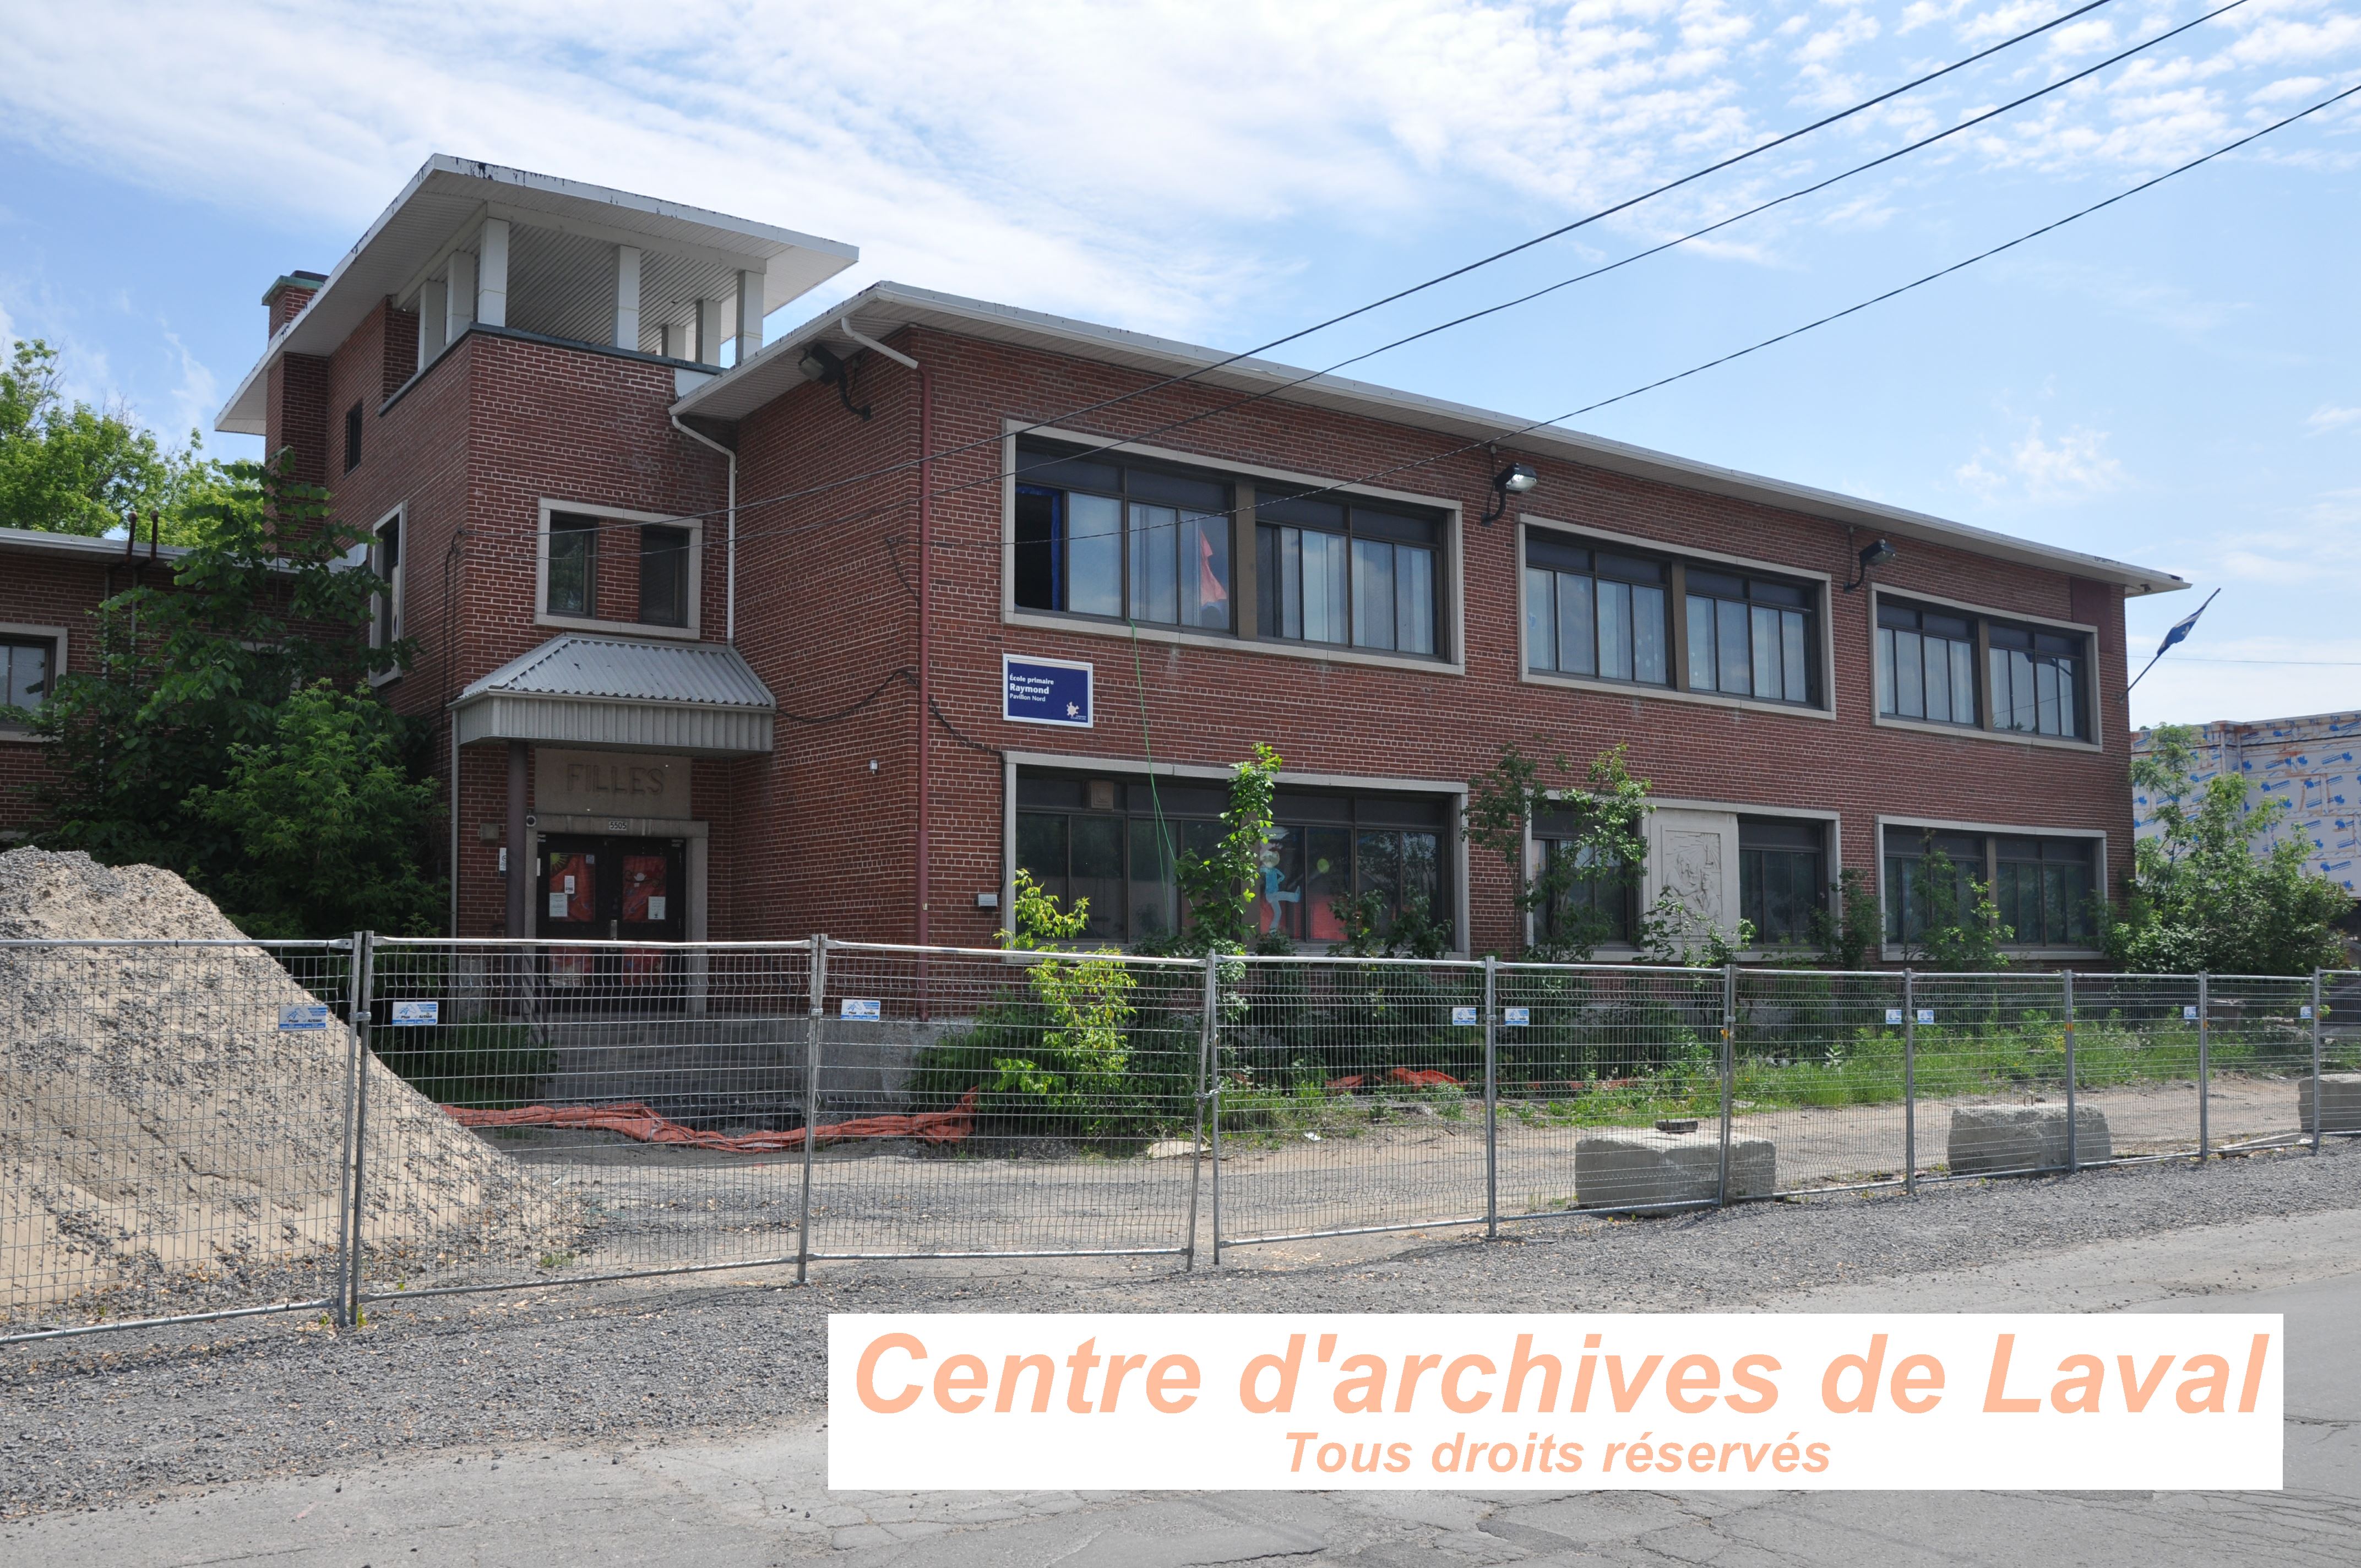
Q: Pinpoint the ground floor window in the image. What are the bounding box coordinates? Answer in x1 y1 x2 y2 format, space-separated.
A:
1014 771 1451 947
1738 818 1825 947
1883 825 2096 948
1532 810 1636 946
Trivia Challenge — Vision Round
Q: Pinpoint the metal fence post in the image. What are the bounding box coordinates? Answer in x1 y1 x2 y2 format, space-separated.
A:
330 933 367 1327
341 931 377 1326
1483 954 1499 1240
1207 952 1225 1266
1716 963 1736 1206
2311 968 2325 1156
1184 953 1216 1270
798 933 827 1286
2196 972 2211 1163
1903 970 1917 1196
2062 969 2077 1174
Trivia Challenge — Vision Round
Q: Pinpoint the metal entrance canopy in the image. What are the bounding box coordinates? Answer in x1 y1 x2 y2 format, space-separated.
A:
451 633 775 756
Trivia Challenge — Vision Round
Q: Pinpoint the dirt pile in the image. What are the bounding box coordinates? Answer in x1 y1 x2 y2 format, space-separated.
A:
0 848 558 1314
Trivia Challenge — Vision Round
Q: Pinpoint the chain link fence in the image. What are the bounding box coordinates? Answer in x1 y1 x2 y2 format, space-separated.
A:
6 941 2357 1343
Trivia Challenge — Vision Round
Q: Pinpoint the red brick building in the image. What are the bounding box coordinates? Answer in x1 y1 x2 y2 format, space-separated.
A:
176 157 2193 960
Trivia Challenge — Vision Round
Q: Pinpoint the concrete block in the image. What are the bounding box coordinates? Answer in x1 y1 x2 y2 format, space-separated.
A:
1945 1104 2110 1175
2299 1074 2361 1134
1575 1128 1774 1209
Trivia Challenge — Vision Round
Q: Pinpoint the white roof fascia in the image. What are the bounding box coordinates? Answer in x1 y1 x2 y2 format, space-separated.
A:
0 525 192 563
216 155 859 436
676 281 2189 598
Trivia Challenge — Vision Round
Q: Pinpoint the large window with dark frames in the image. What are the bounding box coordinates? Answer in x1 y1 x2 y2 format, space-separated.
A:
638 525 692 628
1739 818 1825 947
1014 771 1451 946
545 510 696 628
547 513 599 617
1883 825 2095 947
1013 442 1233 631
1532 808 1637 945
1256 493 1441 657
1876 595 2090 742
1522 529 1821 707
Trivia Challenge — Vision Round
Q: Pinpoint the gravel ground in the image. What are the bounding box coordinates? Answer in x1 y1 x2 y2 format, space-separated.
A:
3 1139 2356 1520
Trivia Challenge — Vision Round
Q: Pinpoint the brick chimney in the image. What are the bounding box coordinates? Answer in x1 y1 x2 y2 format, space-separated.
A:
262 271 328 339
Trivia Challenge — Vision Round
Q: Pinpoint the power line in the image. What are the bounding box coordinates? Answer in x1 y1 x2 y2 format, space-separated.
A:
513 0 2129 550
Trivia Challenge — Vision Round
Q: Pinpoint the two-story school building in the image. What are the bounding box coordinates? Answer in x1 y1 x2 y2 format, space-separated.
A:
181 155 2186 963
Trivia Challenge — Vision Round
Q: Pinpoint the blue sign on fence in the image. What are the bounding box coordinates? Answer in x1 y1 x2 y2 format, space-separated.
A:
278 1004 330 1031
841 998 882 1021
1450 1005 1479 1027
388 1000 439 1027
1003 654 1094 728
1502 1006 1530 1028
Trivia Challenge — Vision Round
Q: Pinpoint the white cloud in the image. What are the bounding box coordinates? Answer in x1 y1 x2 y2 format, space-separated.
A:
2308 405 2361 432
1955 417 2127 502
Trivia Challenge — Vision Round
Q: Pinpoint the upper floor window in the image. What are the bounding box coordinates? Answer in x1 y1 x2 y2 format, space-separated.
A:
1522 528 1822 709
547 513 599 617
1877 602 1975 727
2 635 55 722
1014 443 1232 631
1523 538 1668 687
343 402 364 474
1687 570 1813 705
368 511 403 651
1257 494 1441 657
639 525 692 628
1875 595 2090 742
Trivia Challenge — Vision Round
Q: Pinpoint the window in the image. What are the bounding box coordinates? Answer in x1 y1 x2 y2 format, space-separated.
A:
2 636 55 721
1992 836 2095 946
1883 826 2097 947
1524 537 1668 686
1014 772 1450 946
1257 494 1442 657
1876 595 2091 742
547 513 599 617
1738 819 1824 947
1532 808 1637 945
1877 602 1976 726
344 402 363 473
638 525 692 628
1989 624 2085 739
1687 570 1813 704
368 513 402 650
1013 442 1232 630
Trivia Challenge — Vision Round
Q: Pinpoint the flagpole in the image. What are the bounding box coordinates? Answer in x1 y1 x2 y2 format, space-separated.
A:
2129 587 2220 692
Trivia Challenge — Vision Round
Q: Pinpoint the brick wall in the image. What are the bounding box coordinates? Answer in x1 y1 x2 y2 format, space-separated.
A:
0 550 141 836
722 325 2137 955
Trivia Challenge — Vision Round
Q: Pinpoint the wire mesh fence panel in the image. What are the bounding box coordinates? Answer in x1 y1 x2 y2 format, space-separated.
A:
1910 972 2080 1182
2204 975 2320 1153
2069 974 2204 1164
356 940 812 1300
804 942 1206 1259
2323 971 2361 1141
1215 956 1491 1244
1490 963 1734 1219
1731 970 1912 1196
2 939 356 1342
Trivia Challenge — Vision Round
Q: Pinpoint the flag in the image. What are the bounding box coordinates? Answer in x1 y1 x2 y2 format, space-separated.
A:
2155 588 2219 656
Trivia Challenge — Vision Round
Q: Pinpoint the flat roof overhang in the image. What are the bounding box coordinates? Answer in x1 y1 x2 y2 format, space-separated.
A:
217 155 858 436
677 281 2188 599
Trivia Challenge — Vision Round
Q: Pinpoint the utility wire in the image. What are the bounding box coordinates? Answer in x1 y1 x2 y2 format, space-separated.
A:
530 0 2128 549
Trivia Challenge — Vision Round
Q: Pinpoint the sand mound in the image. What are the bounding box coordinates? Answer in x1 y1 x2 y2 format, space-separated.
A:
0 848 559 1314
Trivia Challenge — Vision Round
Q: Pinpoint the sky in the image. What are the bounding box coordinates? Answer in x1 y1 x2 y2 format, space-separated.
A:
1 0 2354 731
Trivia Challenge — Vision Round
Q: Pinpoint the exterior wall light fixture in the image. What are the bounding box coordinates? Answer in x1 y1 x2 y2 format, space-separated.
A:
1842 537 1897 593
798 341 872 421
1479 461 1539 525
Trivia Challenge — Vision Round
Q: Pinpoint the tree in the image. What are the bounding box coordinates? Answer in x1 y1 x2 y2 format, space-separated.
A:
186 682 443 937
2104 723 2352 974
1146 742 1283 957
19 455 431 933
1894 848 2010 971
0 338 226 540
1464 742 1651 960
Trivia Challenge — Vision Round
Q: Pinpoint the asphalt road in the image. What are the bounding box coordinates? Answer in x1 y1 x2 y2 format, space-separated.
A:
6 1148 2358 1565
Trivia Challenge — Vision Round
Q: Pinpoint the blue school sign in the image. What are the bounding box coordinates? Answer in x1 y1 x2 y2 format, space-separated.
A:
1003 655 1094 728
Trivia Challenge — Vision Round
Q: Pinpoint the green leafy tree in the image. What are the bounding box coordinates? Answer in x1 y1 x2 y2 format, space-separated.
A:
186 681 443 937
1809 868 1884 970
1149 742 1282 957
2105 723 2352 974
1464 742 1651 960
0 338 226 540
20 455 427 931
1895 849 2010 970
989 869 1138 1112
1638 887 1757 967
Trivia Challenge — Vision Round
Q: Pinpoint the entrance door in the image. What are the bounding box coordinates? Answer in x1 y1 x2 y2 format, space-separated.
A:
538 835 687 1000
